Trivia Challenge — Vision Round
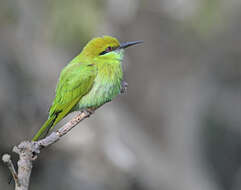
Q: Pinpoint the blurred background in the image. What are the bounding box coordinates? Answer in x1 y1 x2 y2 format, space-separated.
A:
1 0 241 190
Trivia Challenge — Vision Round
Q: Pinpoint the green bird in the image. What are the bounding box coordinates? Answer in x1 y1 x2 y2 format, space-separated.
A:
33 36 142 141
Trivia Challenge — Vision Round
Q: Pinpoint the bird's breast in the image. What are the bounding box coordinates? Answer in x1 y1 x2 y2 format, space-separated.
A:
76 62 123 110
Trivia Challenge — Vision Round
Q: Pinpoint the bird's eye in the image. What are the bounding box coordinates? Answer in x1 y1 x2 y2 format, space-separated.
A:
106 46 112 52
99 46 112 55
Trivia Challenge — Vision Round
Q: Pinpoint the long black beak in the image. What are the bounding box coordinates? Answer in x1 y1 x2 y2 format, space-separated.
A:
119 40 143 49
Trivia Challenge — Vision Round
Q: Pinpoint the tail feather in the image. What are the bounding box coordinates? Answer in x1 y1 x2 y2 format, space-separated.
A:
33 97 82 141
32 115 56 141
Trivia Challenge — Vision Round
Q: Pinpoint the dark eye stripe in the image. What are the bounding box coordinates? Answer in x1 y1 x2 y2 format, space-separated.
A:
99 46 118 55
99 50 108 55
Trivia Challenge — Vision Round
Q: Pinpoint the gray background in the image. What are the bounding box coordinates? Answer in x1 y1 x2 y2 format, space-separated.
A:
1 0 241 190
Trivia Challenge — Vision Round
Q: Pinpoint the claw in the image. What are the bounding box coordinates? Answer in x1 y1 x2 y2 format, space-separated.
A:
121 81 128 94
83 109 95 116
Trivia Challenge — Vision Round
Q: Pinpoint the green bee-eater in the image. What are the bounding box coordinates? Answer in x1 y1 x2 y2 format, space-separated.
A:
33 36 142 141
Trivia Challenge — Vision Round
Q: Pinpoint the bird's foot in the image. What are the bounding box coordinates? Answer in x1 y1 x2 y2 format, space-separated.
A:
121 81 128 94
83 108 95 116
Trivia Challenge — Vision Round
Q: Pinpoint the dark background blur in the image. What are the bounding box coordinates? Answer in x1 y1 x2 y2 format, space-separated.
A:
1 0 241 190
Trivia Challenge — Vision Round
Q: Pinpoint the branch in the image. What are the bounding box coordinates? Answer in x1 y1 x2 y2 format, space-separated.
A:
2 154 20 187
37 111 92 148
2 110 93 190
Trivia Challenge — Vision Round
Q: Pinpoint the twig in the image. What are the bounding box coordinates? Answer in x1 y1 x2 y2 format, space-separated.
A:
2 154 20 187
37 111 92 148
2 110 93 190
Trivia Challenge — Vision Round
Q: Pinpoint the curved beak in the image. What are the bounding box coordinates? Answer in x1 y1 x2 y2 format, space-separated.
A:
119 40 143 49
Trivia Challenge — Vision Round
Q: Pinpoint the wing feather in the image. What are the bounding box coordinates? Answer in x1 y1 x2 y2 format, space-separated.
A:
49 62 96 118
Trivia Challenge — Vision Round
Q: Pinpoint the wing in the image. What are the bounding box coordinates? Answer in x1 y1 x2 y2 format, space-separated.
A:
49 62 96 125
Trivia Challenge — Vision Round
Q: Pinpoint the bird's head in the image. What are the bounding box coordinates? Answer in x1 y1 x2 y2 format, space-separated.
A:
81 36 142 61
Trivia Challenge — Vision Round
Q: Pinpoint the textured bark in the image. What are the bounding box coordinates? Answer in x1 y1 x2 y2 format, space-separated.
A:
2 111 92 190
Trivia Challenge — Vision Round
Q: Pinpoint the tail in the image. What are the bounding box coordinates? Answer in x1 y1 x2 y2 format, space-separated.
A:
32 115 57 141
33 96 83 141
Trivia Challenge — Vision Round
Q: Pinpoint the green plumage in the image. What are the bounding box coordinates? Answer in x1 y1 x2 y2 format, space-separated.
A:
33 36 124 141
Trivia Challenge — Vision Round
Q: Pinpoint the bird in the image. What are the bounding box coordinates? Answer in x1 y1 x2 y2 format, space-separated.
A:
32 36 142 141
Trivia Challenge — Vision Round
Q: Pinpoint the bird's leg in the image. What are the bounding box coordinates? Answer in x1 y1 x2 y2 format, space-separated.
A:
120 80 128 94
87 108 95 114
82 108 95 116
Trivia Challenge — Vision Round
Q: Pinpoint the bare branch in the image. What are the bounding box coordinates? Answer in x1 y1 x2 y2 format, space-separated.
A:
37 111 91 148
13 142 36 190
2 110 93 190
2 154 20 187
